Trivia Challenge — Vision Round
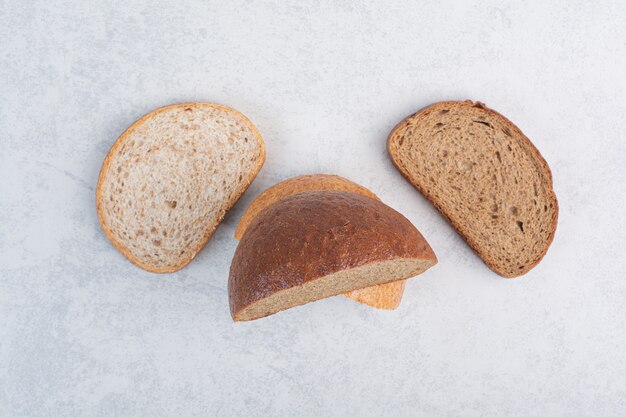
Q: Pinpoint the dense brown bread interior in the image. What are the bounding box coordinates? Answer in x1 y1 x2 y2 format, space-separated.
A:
388 101 557 277
229 190 437 321
235 174 406 310
235 259 431 322
97 103 265 273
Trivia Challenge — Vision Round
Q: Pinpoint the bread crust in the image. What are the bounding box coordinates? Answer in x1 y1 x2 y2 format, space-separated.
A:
229 190 437 320
235 174 378 239
96 102 266 273
234 174 406 309
387 100 558 277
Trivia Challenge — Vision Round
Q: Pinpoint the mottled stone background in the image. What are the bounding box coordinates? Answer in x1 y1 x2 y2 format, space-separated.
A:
1 1 625 416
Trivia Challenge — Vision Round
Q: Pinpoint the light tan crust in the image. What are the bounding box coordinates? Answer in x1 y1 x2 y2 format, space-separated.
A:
344 280 406 310
235 174 406 310
96 102 266 273
387 100 558 277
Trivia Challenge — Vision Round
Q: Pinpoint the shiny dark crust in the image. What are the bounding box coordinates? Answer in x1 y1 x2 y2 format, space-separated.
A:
228 190 437 317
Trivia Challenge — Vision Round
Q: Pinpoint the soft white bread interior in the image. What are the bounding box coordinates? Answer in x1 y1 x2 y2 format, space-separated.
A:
97 103 265 273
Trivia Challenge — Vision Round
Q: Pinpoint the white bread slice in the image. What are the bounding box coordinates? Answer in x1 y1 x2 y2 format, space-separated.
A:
388 101 558 277
234 174 406 310
96 103 265 273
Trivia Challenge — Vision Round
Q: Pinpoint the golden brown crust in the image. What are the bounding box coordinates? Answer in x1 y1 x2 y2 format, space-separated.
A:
229 190 437 318
387 100 558 277
344 280 406 310
96 102 266 273
235 174 406 310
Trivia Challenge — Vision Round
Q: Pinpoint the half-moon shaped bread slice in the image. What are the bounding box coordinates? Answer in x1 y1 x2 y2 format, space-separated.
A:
97 103 265 273
229 190 437 321
388 100 558 277
235 174 406 310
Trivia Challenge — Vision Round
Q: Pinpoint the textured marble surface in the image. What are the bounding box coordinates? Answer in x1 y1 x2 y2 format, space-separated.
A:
1 1 625 416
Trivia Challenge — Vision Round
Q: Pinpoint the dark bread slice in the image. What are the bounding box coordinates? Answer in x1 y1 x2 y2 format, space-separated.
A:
229 190 437 321
388 100 558 277
97 103 265 273
234 174 406 310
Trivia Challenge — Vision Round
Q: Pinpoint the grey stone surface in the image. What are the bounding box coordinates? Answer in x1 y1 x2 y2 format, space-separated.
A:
1 1 625 416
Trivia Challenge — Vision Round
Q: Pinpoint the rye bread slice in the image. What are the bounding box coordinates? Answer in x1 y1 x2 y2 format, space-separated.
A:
388 101 558 277
229 190 437 321
235 174 406 310
96 103 265 273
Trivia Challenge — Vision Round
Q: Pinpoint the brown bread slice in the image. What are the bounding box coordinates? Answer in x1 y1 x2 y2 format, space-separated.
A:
235 174 406 310
97 103 265 273
229 190 437 321
388 100 558 277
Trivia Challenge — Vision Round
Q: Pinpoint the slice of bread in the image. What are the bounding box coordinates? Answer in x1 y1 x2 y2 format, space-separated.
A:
388 100 558 277
96 103 265 273
229 190 437 321
235 174 406 310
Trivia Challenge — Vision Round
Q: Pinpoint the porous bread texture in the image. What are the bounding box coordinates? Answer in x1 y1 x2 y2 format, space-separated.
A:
388 101 558 277
234 174 406 310
229 190 437 321
97 103 265 273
